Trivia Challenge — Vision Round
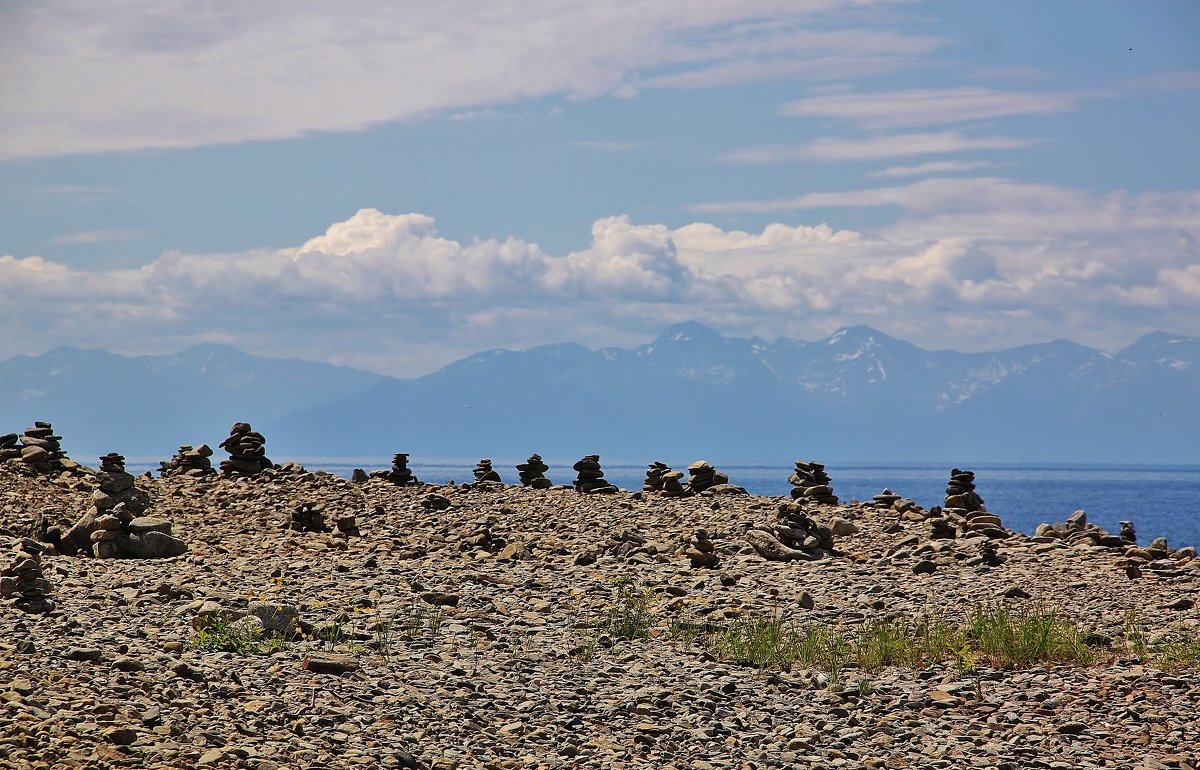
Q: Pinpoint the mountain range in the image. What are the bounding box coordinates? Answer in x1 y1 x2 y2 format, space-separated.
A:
2 323 1196 465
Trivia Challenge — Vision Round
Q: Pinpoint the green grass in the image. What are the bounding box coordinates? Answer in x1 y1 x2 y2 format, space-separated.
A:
669 602 1104 675
1124 612 1200 671
963 603 1094 668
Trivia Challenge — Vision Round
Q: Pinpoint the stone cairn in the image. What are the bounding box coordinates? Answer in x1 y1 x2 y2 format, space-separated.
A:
290 503 331 533
744 502 836 562
572 455 618 494
1 538 55 613
158 444 216 477
1 422 81 476
941 468 1007 538
219 422 273 477
385 453 419 485
472 458 502 484
58 453 187 559
686 460 729 494
516 453 552 489
643 462 686 496
789 461 838 505
683 529 718 568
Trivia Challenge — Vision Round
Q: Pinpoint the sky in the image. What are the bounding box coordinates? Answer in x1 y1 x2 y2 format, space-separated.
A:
1 0 1198 377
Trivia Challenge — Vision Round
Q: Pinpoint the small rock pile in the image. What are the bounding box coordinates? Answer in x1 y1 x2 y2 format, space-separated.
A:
422 493 452 512
789 461 838 505
1 538 55 613
218 422 273 477
1032 511 1200 570
158 444 216 477
744 502 836 562
686 460 729 494
868 488 925 517
472 458 502 484
683 529 718 568
572 455 618 494
516 454 552 489
643 462 686 496
289 503 330 533
93 452 148 513
0 433 20 463
3 422 80 476
944 468 985 512
942 468 1008 538
66 453 188 559
384 453 419 485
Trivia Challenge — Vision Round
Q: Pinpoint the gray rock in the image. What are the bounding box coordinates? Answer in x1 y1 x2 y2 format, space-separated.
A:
122 531 189 559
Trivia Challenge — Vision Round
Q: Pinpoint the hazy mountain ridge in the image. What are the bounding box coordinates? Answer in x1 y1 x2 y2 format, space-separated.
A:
1 326 1196 464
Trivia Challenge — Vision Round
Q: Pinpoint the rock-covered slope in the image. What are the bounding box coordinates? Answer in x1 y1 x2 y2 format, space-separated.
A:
1 464 1197 769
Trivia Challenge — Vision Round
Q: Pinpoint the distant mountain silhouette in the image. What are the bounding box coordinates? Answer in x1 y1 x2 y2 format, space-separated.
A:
2 325 1196 464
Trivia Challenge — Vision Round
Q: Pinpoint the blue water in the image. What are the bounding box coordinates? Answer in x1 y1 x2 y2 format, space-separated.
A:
130 458 1200 549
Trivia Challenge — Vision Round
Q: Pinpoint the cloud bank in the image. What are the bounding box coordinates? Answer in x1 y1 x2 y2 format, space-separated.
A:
0 0 939 159
3 179 1198 375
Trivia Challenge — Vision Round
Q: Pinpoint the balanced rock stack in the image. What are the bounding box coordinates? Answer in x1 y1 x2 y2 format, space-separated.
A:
472 458 502 484
572 455 618 494
7 422 79 476
683 529 719 568
789 461 838 505
1 538 55 613
218 422 273 478
643 462 686 496
71 453 188 559
289 503 330 533
158 444 216 477
385 453 419 485
686 460 729 494
943 468 1007 537
516 454 552 489
92 452 149 520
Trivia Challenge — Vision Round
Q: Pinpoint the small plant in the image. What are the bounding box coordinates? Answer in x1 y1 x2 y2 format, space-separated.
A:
1152 633 1200 671
596 576 656 643
193 615 288 655
371 601 445 660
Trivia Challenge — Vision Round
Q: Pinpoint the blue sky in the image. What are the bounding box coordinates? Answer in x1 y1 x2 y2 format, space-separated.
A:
1 0 1198 375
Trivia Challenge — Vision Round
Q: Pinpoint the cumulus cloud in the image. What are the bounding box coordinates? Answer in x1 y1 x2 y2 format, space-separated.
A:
0 0 936 159
2 190 1198 373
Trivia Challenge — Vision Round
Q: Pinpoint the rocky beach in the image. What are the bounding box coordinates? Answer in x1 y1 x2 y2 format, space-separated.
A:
1 443 1198 770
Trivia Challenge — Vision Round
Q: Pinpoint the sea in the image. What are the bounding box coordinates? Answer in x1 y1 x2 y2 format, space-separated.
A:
139 458 1197 550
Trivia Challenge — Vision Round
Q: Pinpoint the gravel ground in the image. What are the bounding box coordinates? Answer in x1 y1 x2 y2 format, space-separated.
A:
1 463 1197 770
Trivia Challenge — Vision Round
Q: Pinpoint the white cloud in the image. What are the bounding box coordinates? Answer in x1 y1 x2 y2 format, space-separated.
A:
869 160 999 177
779 86 1108 128
52 228 152 245
2 193 1198 373
0 0 934 159
721 132 1037 163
